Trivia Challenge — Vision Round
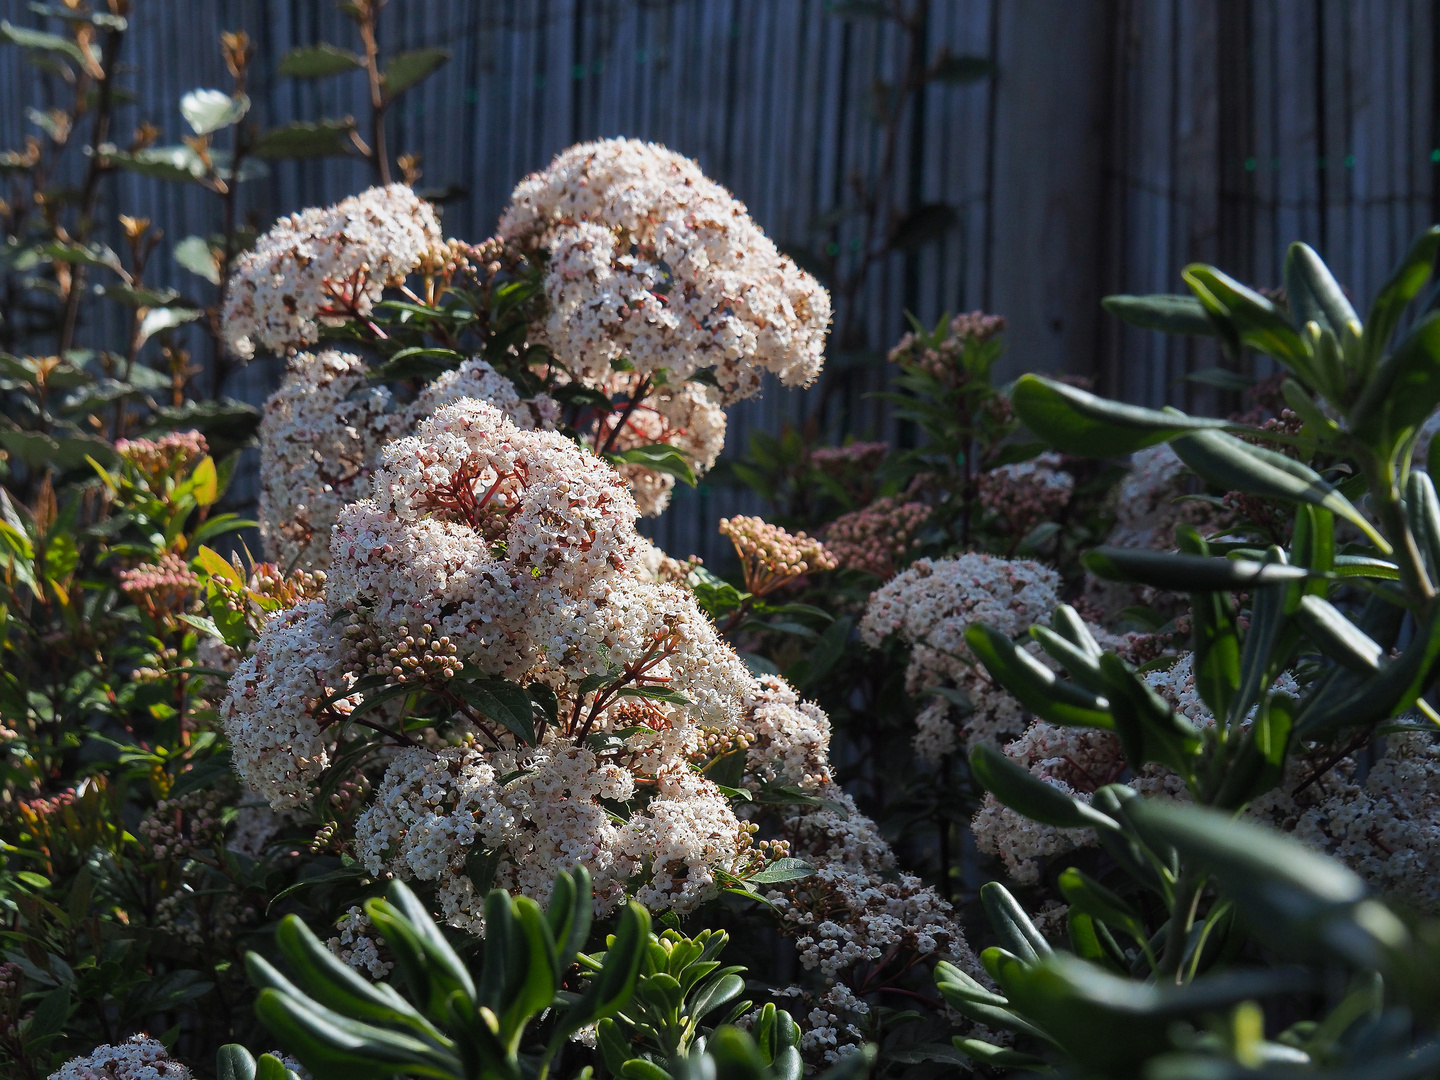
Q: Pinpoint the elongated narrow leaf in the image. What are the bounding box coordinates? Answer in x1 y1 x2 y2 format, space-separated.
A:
1182 265 1313 371
1367 226 1440 368
1102 293 1218 336
1125 800 1408 971
965 624 1113 728
1011 375 1227 456
952 1038 1050 1071
746 857 816 884
278 43 363 77
1171 429 1389 552
1082 547 1309 591
1226 549 1290 728
1407 470 1440 583
1296 595 1383 673
1349 311 1440 454
1296 598 1440 738
1286 241 1361 337
982 881 1052 962
969 743 1117 832
1057 867 1145 940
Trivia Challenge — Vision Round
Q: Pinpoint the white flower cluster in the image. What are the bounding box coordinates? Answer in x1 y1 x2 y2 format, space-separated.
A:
230 398 759 920
220 599 354 809
328 905 392 979
594 376 728 515
860 554 1062 756
258 350 556 571
48 1036 191 1080
223 184 441 359
501 137 830 403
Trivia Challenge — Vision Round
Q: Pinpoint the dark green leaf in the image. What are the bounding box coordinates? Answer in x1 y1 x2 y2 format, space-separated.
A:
1012 374 1227 456
969 743 1117 832
965 624 1114 728
251 119 355 160
1366 226 1440 366
383 48 450 98
1103 293 1217 337
456 678 536 745
1083 547 1309 591
278 43 364 78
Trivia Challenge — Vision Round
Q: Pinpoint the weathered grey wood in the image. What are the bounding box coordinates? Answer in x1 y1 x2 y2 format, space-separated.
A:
1 0 1436 561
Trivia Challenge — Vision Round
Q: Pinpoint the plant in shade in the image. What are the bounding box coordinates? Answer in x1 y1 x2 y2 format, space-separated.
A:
934 226 1440 1073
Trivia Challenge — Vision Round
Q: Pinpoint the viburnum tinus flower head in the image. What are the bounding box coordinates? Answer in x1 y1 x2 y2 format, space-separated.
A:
719 515 837 596
258 350 557 572
47 1035 192 1080
499 137 831 403
222 184 441 359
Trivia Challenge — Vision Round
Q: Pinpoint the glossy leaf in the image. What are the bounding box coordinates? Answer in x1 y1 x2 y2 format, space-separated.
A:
1011 374 1227 456
1349 311 1440 454
1083 547 1310 591
969 743 1118 832
1171 429 1389 552
1102 293 1217 337
1182 264 1312 371
965 623 1114 728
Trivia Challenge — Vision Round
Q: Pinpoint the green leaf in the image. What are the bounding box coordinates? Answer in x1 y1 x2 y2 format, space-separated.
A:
1057 867 1145 941
1285 241 1361 337
1011 374 1227 456
0 20 86 65
1125 799 1405 969
1183 264 1312 370
372 347 464 381
969 743 1117 832
251 119 355 160
703 748 746 789
27 986 70 1038
278 43 364 78
383 48 450 98
965 624 1114 729
215 1045 257 1080
1295 595 1383 673
1172 429 1390 552
456 678 536 745
104 144 209 182
174 235 220 284
952 1037 1050 1071
181 89 250 135
607 443 696 486
254 1056 292 1080
746 858 815 884
1350 311 1440 457
1103 293 1218 337
1366 226 1440 368
1083 547 1310 591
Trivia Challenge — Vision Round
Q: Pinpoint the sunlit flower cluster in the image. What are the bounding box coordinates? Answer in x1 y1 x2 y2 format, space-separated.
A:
114 430 208 481
719 515 837 596
48 1036 192 1080
223 184 441 359
230 398 764 920
257 350 555 570
500 137 831 403
823 496 932 579
860 554 1061 753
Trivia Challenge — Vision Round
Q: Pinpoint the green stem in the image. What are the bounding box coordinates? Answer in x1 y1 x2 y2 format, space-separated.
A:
1157 870 1204 982
1362 449 1433 602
